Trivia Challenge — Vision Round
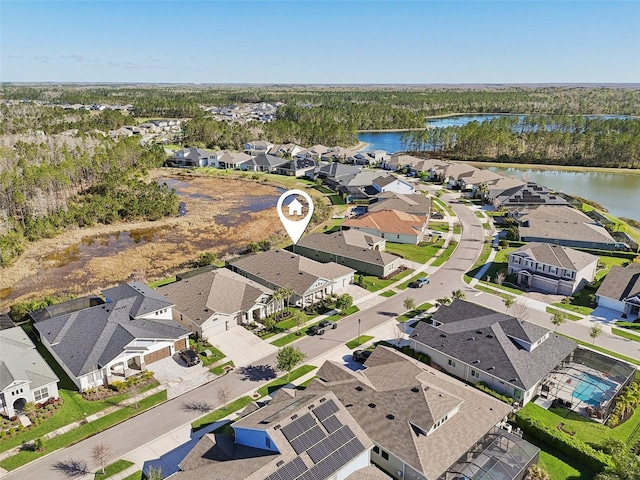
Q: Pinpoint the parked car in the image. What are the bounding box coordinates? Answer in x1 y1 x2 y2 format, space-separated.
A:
352 349 372 363
179 348 201 367
318 320 337 329
431 212 444 219
309 325 326 336
408 277 430 288
429 230 444 238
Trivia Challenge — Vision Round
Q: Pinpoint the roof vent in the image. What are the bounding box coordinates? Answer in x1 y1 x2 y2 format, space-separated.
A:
468 336 475 341
476 330 483 334
274 424 281 430
488 366 495 371
486 334 494 338
473 360 480 364
319 398 326 403
308 404 315 410
291 414 298 420
355 386 363 391
411 387 420 393
276 460 284 467
440 334 447 338
386 414 395 420
368 403 376 409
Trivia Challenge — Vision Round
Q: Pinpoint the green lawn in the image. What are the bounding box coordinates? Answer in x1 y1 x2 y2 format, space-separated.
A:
346 335 374 349
398 273 428 290
386 239 444 264
257 365 317 397
523 434 595 480
210 360 235 376
358 268 413 292
558 333 640 366
398 303 434 323
474 211 486 219
431 240 459 267
0 391 167 471
379 290 396 297
467 246 514 286
95 460 134 480
148 276 177 288
612 327 640 342
596 255 630 281
474 284 516 301
582 203 640 245
545 307 582 322
453 224 462 234
328 194 345 205
121 472 143 480
191 396 254 432
429 222 450 233
520 401 640 450
551 290 595 316
432 197 456 216
464 242 493 283
318 217 346 234
313 185 334 194
479 280 524 296
189 339 225 366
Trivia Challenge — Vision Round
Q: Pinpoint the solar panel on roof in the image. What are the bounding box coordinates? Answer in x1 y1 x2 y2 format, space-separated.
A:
312 400 339 421
281 413 316 441
320 415 342 434
290 425 326 454
264 456 308 480
306 425 356 464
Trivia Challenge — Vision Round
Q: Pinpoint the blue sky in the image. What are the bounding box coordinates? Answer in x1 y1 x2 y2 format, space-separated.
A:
1 1 638 84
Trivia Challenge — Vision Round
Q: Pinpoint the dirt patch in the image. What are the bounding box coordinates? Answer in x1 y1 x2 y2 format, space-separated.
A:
0 171 286 309
522 291 567 305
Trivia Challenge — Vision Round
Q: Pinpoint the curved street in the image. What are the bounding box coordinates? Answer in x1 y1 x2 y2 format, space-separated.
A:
5 190 640 480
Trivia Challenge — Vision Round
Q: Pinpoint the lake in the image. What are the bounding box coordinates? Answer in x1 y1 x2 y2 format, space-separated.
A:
358 115 640 223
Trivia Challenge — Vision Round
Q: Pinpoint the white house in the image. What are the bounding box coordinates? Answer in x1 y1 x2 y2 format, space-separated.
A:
596 263 640 320
0 327 60 418
372 175 415 195
507 242 599 295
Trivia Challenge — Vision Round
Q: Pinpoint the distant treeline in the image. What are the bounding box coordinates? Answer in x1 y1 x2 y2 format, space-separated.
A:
402 115 640 168
0 137 178 267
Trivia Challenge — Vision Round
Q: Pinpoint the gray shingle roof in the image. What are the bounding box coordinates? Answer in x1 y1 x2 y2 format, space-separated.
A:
34 294 189 377
102 282 174 318
158 269 272 326
173 391 373 480
369 192 432 216
494 183 569 208
228 250 354 297
0 327 59 391
411 300 576 390
296 231 400 268
596 263 640 302
511 242 598 271
308 346 511 480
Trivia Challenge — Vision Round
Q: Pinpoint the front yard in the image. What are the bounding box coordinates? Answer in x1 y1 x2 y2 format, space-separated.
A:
357 268 413 292
386 239 444 264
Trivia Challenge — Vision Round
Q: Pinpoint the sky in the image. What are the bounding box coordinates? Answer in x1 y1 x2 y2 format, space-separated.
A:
1 0 639 84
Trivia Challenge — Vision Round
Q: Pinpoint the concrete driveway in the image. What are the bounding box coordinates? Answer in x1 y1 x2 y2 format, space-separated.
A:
209 326 278 367
149 355 216 399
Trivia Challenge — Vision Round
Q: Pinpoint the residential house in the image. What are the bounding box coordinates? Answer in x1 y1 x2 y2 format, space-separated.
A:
294 230 404 277
0 314 13 330
313 163 363 186
332 171 388 204
276 158 322 177
167 148 218 168
507 242 599 295
296 145 332 160
381 154 424 172
596 263 640 320
321 147 360 163
490 183 569 209
0 327 60 418
268 143 304 158
368 192 432 217
342 209 428 245
371 175 415 195
34 283 190 391
215 151 254 169
158 269 279 340
169 390 374 480
455 168 504 194
407 159 450 180
244 140 275 155
410 300 577 405
109 127 134 139
307 346 537 480
353 150 389 166
227 250 354 308
437 163 478 188
513 205 618 251
240 153 289 172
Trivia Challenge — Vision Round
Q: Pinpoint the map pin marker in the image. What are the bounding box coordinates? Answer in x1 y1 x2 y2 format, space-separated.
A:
277 189 314 245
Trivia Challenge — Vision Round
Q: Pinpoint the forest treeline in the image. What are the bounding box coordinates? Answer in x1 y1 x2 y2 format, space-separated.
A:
0 137 178 266
402 115 640 168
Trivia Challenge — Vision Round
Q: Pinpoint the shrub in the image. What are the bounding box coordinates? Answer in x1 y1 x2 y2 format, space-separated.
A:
476 382 514 405
515 410 610 472
110 380 127 392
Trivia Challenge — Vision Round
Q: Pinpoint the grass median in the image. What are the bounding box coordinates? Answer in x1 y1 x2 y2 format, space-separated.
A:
257 365 317 397
346 335 374 349
95 459 134 480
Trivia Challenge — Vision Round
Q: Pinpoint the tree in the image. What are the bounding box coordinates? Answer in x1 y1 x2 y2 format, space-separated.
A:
503 296 515 314
403 297 416 311
91 443 111 475
290 309 307 335
146 465 164 480
551 311 567 331
217 385 231 409
276 345 306 381
191 251 217 268
335 294 353 315
495 271 506 285
595 438 640 480
590 324 603 344
436 297 451 306
526 464 550 480
452 289 466 300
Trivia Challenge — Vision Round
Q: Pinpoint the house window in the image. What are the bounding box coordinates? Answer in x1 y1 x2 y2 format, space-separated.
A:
265 437 271 448
471 369 480 379
33 387 48 402
381 450 389 461
373 446 380 454
514 389 523 399
448 359 456 368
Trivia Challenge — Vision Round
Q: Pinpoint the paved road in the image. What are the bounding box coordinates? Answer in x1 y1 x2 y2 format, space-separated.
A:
8 191 640 479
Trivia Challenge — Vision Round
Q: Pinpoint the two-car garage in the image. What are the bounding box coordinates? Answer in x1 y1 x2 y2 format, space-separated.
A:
143 338 189 365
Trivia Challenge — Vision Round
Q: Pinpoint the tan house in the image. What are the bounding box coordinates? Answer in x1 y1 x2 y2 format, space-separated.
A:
507 242 598 295
158 269 280 340
343 209 428 245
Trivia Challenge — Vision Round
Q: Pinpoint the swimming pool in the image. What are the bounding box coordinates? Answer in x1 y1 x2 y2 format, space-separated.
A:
572 373 618 407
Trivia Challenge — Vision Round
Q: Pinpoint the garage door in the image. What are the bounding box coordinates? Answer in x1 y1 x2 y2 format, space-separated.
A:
144 347 171 365
202 321 228 341
174 338 187 351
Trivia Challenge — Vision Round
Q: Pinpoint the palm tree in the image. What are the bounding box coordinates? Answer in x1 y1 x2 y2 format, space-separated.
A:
503 296 514 314
451 289 466 300
272 288 285 320
590 324 603 344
